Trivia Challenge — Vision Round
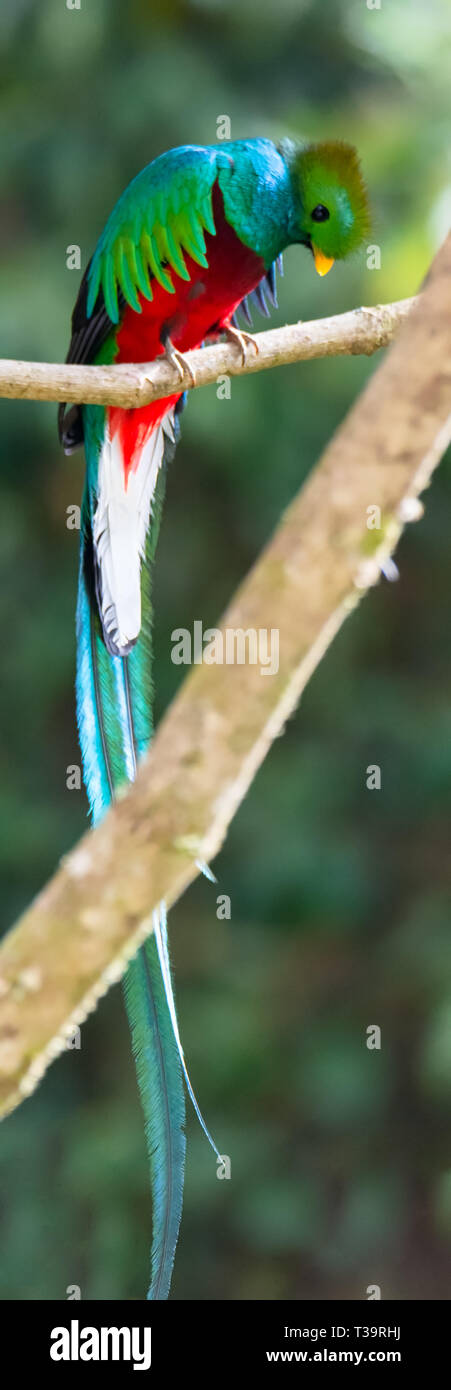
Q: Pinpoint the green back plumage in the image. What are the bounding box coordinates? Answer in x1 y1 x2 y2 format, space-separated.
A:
86 146 218 323
84 138 369 335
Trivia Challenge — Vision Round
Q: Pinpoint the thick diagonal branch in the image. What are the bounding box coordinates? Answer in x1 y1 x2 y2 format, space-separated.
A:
0 239 450 1121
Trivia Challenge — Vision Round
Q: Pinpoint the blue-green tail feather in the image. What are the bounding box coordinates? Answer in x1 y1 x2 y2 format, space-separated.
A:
76 407 186 1301
124 918 186 1301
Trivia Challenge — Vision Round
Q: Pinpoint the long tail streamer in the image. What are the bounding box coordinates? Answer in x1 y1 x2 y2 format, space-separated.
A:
77 405 217 1299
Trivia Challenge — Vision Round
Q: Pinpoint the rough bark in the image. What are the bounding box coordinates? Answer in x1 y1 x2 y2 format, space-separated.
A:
0 299 415 407
0 239 450 1120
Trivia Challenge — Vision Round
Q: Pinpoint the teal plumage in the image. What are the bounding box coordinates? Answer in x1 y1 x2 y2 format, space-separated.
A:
77 398 186 1300
123 930 186 1302
62 136 370 1299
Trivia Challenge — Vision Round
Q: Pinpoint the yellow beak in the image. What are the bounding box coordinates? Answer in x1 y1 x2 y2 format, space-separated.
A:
312 244 335 277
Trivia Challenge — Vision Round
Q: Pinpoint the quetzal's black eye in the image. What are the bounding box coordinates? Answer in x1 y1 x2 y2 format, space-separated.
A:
311 204 330 222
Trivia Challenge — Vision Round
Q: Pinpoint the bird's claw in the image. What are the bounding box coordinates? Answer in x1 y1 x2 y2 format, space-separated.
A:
163 339 197 389
142 344 196 392
224 324 260 367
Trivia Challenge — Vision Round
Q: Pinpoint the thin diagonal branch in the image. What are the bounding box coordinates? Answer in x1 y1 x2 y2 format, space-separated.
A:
0 239 450 1121
0 297 415 408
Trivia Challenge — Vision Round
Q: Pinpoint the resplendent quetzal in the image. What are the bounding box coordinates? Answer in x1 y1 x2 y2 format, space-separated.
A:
59 137 370 1300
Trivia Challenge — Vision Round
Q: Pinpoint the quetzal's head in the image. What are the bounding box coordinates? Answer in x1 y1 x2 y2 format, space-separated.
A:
284 139 370 276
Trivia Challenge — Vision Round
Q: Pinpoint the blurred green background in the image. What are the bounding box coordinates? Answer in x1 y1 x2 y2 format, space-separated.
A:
1 0 451 1301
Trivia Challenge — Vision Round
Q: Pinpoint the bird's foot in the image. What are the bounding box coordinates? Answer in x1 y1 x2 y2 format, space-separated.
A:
224 324 259 367
162 338 197 389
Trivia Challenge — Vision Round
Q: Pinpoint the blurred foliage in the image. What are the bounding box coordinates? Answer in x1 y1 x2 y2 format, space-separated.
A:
1 0 451 1301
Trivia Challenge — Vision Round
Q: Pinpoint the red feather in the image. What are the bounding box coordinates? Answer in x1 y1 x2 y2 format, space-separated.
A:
109 186 265 476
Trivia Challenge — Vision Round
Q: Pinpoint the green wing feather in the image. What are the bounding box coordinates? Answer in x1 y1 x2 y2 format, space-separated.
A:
86 146 219 322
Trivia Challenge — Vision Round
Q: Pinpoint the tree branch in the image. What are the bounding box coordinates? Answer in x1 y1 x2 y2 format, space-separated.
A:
0 238 450 1121
0 298 416 407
